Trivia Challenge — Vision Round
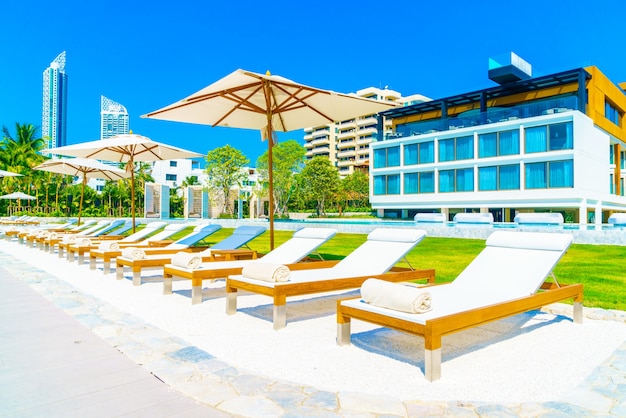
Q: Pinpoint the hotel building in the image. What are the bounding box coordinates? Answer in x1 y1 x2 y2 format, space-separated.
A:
42 51 68 150
370 53 626 225
100 96 129 139
303 87 429 177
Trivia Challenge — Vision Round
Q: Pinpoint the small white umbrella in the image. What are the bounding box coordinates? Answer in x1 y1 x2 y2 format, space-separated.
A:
46 134 202 231
33 157 131 225
0 191 36 212
142 68 397 248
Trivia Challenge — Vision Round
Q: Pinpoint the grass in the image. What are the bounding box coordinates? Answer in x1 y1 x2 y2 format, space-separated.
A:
159 226 626 312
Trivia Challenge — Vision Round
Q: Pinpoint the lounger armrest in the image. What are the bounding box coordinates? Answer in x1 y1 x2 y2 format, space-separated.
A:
283 260 340 270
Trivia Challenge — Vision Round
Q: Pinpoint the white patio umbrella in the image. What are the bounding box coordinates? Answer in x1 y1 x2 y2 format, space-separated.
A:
33 157 131 226
142 68 397 248
46 134 202 231
0 191 36 211
0 169 22 178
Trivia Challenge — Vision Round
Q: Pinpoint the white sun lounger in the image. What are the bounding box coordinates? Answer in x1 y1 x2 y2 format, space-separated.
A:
162 227 338 305
336 231 583 382
226 228 435 330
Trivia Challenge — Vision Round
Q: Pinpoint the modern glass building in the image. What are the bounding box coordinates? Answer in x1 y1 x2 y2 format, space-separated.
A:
100 95 129 139
42 51 68 150
370 54 626 225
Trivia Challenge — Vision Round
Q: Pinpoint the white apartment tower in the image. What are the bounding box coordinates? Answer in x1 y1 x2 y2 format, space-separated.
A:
100 96 129 139
303 87 429 176
42 51 68 150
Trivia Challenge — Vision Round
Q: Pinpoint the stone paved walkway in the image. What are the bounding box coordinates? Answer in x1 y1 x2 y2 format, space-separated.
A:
1 241 625 417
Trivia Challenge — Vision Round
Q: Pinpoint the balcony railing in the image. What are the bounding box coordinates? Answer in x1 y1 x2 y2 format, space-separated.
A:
385 96 579 140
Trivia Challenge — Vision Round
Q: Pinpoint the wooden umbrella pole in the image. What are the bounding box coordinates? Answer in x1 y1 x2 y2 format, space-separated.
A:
130 162 136 233
78 177 86 226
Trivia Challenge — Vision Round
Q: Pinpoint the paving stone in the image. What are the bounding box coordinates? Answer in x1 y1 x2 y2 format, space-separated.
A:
338 391 406 416
218 395 284 417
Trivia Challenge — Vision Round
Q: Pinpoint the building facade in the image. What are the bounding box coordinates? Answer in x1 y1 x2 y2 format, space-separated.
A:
370 58 626 225
100 96 129 139
42 51 68 150
303 87 429 177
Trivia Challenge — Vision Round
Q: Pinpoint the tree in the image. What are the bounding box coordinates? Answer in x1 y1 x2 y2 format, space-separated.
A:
256 140 306 217
341 171 370 210
204 145 249 216
0 123 45 194
298 156 340 216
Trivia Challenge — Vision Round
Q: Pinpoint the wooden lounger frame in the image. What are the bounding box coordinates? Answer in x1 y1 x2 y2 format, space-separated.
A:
336 280 583 382
226 267 436 330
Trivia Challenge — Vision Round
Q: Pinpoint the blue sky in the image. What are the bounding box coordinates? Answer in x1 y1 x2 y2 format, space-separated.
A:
1 0 625 165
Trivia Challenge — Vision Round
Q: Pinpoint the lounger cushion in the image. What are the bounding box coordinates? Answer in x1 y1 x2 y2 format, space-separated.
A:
367 228 426 243
292 227 337 240
361 279 432 314
487 231 572 252
242 263 291 282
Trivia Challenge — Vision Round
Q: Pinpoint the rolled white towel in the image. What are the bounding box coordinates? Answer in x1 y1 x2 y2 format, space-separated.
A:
78 238 92 247
121 247 146 260
171 252 202 269
241 262 291 282
49 232 58 240
98 241 120 251
62 235 77 244
360 278 432 314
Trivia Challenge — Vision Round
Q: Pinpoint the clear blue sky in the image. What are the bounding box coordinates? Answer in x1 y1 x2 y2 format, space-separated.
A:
1 0 625 165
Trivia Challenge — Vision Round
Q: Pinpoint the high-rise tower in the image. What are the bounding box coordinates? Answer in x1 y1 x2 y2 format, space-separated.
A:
42 51 68 150
100 95 129 139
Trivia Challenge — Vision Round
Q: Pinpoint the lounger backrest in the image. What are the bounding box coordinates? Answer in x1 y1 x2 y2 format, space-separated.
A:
120 221 167 243
206 225 267 251
144 223 188 242
166 224 222 249
451 231 572 301
331 228 427 276
68 219 97 232
108 220 133 236
77 220 111 236
260 227 337 264
91 219 127 236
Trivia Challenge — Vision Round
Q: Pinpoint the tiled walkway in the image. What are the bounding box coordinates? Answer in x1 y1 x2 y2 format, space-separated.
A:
1 244 626 417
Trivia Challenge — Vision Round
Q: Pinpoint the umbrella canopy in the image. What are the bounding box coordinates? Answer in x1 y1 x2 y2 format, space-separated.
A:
142 68 398 248
0 191 36 200
33 157 130 225
46 134 202 231
0 169 22 178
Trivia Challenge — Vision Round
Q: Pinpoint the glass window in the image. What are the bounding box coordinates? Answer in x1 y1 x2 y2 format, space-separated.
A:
439 139 455 162
499 165 520 190
165 174 177 181
548 122 573 150
499 130 520 155
439 170 455 192
404 144 418 165
549 160 573 187
169 161 178 167
605 100 621 126
419 172 434 193
478 166 497 190
525 126 547 153
525 162 547 189
387 147 400 167
456 136 474 160
418 141 434 164
478 133 497 158
373 174 400 195
373 148 386 168
373 146 400 168
404 173 418 193
456 168 474 191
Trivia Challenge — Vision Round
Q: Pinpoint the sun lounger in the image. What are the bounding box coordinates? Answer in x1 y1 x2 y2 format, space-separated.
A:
89 223 189 273
226 228 435 330
18 219 78 244
57 219 128 258
65 221 168 264
115 223 223 285
336 230 583 382
163 227 338 305
27 219 95 248
40 220 107 253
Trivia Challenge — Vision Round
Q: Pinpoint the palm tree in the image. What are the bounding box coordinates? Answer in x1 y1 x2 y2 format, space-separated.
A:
1 123 45 193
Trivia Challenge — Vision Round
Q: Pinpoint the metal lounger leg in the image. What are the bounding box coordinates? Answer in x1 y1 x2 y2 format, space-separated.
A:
273 304 286 330
425 348 441 382
337 322 351 345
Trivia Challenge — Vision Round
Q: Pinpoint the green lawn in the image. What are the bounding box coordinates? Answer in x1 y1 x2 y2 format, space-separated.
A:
173 227 626 312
